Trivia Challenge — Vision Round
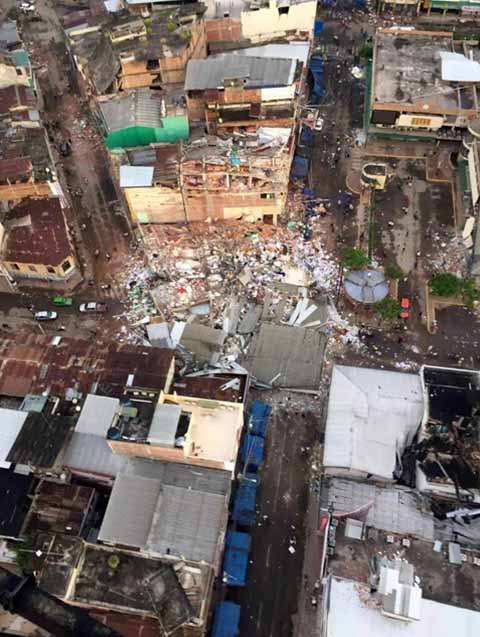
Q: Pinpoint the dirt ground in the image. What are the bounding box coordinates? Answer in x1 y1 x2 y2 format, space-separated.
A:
20 0 135 301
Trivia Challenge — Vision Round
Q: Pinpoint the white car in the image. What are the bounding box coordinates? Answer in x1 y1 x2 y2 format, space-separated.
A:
34 311 57 321
20 2 36 11
314 115 324 132
79 302 107 313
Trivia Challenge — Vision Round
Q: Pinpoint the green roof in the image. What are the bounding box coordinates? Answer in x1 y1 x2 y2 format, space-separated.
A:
10 49 30 68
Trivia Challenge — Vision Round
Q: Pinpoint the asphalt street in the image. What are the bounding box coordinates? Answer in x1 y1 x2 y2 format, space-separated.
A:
227 392 322 637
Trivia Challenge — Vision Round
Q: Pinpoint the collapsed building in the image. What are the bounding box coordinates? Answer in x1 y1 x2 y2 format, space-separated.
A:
414 365 480 502
117 42 309 223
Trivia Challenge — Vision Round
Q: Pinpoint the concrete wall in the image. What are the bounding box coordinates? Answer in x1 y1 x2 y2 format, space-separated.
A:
240 0 316 42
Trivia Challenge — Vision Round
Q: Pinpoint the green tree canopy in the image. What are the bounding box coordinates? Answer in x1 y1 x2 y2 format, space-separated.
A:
429 273 464 298
342 247 369 271
375 297 401 321
385 262 403 280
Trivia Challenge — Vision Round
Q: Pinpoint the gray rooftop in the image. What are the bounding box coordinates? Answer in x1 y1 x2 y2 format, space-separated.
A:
0 21 20 47
98 472 161 548
71 31 119 95
98 89 164 133
75 394 119 436
373 30 469 113
98 459 231 563
244 323 326 389
185 55 295 91
62 432 127 478
147 403 181 447
321 478 435 542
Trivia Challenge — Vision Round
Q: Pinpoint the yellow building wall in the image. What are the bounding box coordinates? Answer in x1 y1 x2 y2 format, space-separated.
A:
395 114 444 130
124 187 185 224
2 256 76 280
241 0 316 41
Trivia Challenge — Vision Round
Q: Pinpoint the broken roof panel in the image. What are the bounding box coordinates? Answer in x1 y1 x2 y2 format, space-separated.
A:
244 323 325 389
323 365 424 481
185 55 295 90
322 478 435 541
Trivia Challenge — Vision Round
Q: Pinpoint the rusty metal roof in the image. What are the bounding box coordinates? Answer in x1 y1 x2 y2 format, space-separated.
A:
0 332 174 399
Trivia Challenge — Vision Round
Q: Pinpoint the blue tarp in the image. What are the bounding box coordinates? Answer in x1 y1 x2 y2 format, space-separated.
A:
241 433 264 470
223 530 251 586
212 602 241 637
309 55 325 104
314 20 324 36
232 480 257 526
248 400 272 438
291 155 309 180
300 125 314 148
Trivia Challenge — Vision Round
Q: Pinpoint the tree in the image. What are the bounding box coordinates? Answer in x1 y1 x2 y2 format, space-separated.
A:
385 262 403 280
375 297 401 321
462 278 479 307
342 247 369 271
359 42 373 61
429 273 463 298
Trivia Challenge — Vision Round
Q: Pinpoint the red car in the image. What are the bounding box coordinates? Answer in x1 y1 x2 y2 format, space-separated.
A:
400 297 410 319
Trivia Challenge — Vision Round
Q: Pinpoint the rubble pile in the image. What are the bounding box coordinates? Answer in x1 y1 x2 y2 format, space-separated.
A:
140 221 339 323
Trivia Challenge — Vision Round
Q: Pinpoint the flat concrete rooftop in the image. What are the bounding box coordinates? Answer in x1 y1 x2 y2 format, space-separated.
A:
373 29 475 114
328 519 480 612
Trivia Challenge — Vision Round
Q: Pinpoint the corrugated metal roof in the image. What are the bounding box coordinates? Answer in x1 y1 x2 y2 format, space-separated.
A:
62 432 127 477
0 408 29 469
98 473 161 548
323 365 424 480
75 394 120 436
98 458 230 562
322 479 434 541
120 165 154 188
185 55 295 91
99 89 164 132
146 484 226 563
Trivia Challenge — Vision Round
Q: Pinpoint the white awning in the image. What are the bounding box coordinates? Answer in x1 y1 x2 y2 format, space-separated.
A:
440 51 480 82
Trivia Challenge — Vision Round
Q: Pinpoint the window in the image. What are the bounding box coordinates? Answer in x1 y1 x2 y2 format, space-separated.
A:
16 68 23 76
11 263 20 271
261 193 275 200
28 265 37 273
47 266 55 274
146 59 160 71
278 6 290 15
61 260 72 273
411 117 431 127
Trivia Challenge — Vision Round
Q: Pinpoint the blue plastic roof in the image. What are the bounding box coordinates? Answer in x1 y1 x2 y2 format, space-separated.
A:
232 480 257 526
211 602 241 637
223 531 251 586
248 401 272 438
309 55 325 103
241 434 264 470
291 155 309 180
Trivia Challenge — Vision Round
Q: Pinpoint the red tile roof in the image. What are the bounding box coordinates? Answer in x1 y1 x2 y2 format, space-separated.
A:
3 198 73 267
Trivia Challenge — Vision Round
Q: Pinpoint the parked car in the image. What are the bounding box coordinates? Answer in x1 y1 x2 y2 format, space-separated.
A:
20 2 35 12
400 297 410 319
34 311 57 321
53 295 73 306
79 302 107 313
